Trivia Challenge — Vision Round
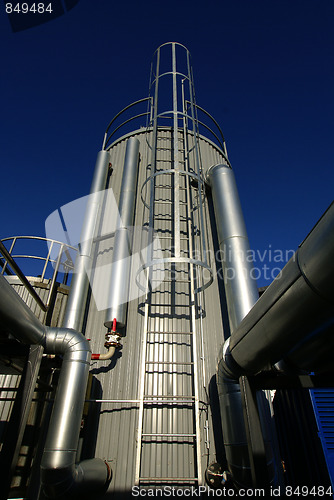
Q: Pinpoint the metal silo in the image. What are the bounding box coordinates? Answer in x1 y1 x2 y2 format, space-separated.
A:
0 42 333 499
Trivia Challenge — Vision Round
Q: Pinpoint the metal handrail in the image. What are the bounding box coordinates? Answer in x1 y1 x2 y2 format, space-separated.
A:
0 236 77 311
102 98 152 150
101 93 229 159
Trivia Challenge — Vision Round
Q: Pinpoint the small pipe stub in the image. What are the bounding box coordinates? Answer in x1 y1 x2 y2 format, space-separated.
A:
205 462 231 488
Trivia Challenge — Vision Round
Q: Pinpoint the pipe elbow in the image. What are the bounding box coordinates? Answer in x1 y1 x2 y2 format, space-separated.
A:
44 327 92 361
205 163 231 186
217 338 244 381
41 457 111 499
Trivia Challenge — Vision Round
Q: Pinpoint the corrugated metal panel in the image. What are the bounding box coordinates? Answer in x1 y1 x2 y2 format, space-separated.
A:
82 128 227 494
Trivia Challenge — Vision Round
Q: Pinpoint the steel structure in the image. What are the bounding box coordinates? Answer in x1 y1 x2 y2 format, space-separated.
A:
0 42 333 499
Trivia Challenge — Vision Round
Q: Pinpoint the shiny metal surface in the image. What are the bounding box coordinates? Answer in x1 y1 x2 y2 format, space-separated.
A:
0 275 109 497
0 273 46 343
41 327 109 498
207 164 259 332
63 150 110 331
225 201 334 375
85 126 226 493
105 137 140 328
207 164 277 488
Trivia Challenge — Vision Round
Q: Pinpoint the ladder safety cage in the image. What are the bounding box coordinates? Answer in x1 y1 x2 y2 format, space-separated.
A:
134 42 214 487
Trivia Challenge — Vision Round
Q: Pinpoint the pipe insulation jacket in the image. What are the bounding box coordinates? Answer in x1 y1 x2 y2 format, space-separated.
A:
0 274 110 498
105 137 140 329
207 164 278 488
220 200 334 378
63 150 111 332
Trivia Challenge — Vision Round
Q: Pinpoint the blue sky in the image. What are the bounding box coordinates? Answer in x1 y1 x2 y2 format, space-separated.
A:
0 0 333 286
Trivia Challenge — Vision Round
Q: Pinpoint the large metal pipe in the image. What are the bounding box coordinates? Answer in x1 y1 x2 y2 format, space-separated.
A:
0 274 110 498
207 164 277 488
220 201 334 378
105 137 140 329
207 164 259 330
63 150 110 332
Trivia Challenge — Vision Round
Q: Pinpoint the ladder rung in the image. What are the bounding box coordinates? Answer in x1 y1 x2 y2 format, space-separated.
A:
149 279 191 283
144 394 195 399
142 433 196 437
138 478 198 483
147 331 192 335
145 361 194 365
143 400 195 405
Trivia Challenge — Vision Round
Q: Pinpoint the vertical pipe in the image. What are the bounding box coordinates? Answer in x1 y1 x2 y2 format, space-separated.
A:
63 150 110 332
0 275 110 497
207 164 258 331
105 137 140 328
207 163 277 488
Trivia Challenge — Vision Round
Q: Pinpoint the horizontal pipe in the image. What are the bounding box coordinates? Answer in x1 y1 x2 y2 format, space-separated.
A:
0 274 110 498
221 201 334 378
0 240 48 311
0 273 46 343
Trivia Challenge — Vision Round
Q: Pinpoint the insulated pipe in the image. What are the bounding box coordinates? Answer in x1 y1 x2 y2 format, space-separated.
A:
207 164 276 488
0 275 110 498
220 201 334 378
105 137 140 329
63 150 110 332
206 164 259 331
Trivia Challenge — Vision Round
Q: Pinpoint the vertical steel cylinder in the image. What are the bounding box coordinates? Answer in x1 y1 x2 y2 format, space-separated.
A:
207 163 277 488
63 150 110 332
207 164 259 332
105 137 140 329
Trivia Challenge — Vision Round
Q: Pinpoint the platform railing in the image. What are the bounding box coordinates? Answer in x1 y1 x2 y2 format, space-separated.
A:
0 236 77 311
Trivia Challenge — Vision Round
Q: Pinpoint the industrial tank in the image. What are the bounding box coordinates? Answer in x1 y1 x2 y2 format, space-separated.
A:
0 42 333 499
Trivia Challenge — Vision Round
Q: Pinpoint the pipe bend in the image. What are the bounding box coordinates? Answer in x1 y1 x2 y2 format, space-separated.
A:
218 338 244 380
41 327 110 498
205 163 231 185
44 327 92 359
41 457 110 499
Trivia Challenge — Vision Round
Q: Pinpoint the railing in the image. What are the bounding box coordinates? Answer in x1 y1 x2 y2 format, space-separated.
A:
102 92 229 164
0 236 77 311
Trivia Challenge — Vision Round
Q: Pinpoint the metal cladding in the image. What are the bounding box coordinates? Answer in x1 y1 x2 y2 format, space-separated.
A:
0 275 109 498
221 201 334 376
105 137 140 329
63 150 110 332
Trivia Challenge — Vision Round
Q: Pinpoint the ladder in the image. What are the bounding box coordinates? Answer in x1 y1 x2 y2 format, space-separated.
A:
134 130 204 487
134 42 211 487
134 284 203 486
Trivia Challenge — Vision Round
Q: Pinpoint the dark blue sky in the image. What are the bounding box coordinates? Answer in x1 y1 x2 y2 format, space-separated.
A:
0 0 333 286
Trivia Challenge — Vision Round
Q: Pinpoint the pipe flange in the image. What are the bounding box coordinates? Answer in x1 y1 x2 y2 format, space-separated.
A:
104 334 122 349
205 462 231 488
